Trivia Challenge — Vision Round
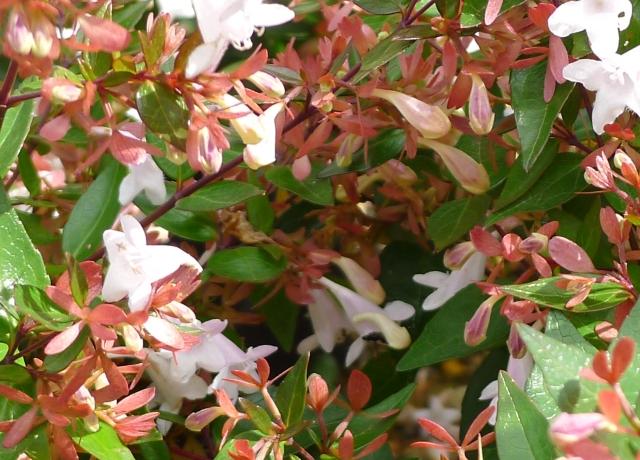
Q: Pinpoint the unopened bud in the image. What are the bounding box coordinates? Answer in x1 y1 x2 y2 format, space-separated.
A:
518 232 548 254
30 11 54 58
247 71 285 98
43 78 84 104
372 88 451 139
185 407 225 432
614 150 639 187
465 295 500 346
122 324 143 353
419 138 490 194
187 125 223 173
6 10 34 55
443 242 476 269
307 374 330 411
469 74 495 135
333 256 385 304
336 134 363 167
292 155 311 181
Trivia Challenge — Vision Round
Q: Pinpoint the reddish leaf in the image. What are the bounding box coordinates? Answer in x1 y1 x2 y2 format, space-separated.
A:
416 418 458 448
485 0 504 24
88 304 127 325
0 384 33 404
549 237 597 273
2 407 38 448
45 322 83 355
611 337 635 381
114 387 156 415
77 15 131 52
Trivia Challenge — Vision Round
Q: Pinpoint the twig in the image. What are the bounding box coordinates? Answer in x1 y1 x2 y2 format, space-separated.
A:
0 61 19 125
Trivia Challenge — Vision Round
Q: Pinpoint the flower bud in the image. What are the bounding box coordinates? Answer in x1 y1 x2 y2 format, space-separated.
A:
468 74 495 135
465 295 500 346
218 94 265 145
185 407 225 432
307 374 330 411
6 10 34 55
292 155 311 180
613 150 640 187
518 232 548 254
443 242 476 269
333 256 385 304
336 134 363 167
372 88 451 139
30 11 54 58
186 125 223 173
247 71 285 98
419 138 490 194
122 324 143 353
43 78 84 104
507 323 526 358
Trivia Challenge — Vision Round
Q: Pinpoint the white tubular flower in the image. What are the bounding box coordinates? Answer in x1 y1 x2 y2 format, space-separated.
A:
118 154 166 206
210 345 277 400
243 102 284 169
548 0 632 57
247 71 286 98
479 353 533 424
298 279 414 366
413 252 487 311
157 0 196 18
218 93 266 145
562 47 640 134
102 215 202 312
187 0 295 78
146 349 209 434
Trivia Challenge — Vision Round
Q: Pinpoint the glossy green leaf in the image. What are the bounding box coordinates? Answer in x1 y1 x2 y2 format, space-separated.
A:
135 81 189 148
176 181 263 212
247 194 275 234
44 326 90 373
0 98 35 179
511 62 575 171
318 129 406 177
14 285 73 331
266 166 334 206
113 0 151 28
62 158 127 260
0 210 49 288
239 398 275 435
496 372 556 460
397 285 509 370
135 182 217 242
617 301 640 410
353 0 403 14
500 277 631 313
18 150 40 196
139 441 172 460
70 423 135 460
429 194 491 250
208 246 287 282
517 324 599 413
353 27 437 83
0 364 30 385
275 353 309 427
486 154 586 225
495 140 557 209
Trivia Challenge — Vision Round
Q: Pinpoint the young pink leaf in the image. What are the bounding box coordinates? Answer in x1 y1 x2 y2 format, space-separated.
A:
549 237 596 273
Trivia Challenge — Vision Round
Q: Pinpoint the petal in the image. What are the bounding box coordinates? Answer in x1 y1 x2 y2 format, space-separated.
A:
128 282 152 312
101 266 129 303
186 41 229 79
592 87 628 134
412 271 449 288
143 245 202 282
249 4 295 27
157 0 195 17
421 287 455 311
562 59 606 91
308 289 344 352
585 14 620 57
479 380 499 401
121 215 147 248
297 335 319 354
118 172 141 205
136 156 166 205
383 301 415 322
345 337 366 367
548 1 586 37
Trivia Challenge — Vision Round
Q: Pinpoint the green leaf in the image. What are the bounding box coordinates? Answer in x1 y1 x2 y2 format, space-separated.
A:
353 0 403 14
207 246 287 282
0 209 49 288
70 423 135 460
259 289 299 352
275 353 309 427
135 81 189 148
397 285 509 370
461 0 525 26
14 285 73 331
495 140 557 209
500 277 631 313
517 324 599 413
266 166 334 206
62 158 127 260
496 372 556 460
18 150 40 196
0 364 30 385
247 195 275 234
176 181 263 212
429 194 491 250
44 326 90 373
113 0 151 28
0 98 35 179
352 27 437 83
318 129 406 178
510 62 575 171
239 398 275 435
486 154 586 225
545 310 596 353
135 182 217 242
138 441 172 460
